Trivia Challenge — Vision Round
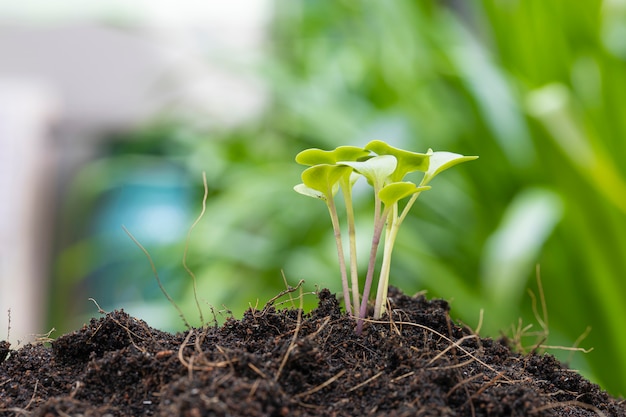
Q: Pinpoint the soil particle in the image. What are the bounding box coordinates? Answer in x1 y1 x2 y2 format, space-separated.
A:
1 287 624 416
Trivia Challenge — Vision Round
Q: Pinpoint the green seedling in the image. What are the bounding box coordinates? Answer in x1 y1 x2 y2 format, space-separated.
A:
294 141 477 333
295 146 370 314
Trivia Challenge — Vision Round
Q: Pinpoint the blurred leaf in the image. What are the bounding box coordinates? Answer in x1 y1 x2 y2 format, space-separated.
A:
481 188 563 318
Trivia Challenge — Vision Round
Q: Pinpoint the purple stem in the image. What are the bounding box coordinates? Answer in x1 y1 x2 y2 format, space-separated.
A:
355 212 388 334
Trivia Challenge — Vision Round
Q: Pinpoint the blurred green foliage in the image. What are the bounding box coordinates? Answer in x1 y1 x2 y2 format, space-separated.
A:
51 0 626 396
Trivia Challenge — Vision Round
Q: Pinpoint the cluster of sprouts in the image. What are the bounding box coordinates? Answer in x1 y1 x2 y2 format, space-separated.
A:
294 140 477 333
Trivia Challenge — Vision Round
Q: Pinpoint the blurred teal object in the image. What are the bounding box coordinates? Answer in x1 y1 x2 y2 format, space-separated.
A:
88 163 193 307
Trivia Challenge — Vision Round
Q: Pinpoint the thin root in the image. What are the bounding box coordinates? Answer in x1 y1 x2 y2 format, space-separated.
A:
275 285 304 382
294 369 347 398
531 400 607 417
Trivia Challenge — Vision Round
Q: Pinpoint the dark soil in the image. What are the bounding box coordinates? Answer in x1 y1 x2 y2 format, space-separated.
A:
1 287 624 416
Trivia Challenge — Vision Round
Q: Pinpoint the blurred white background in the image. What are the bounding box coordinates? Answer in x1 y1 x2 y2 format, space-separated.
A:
0 1 271 344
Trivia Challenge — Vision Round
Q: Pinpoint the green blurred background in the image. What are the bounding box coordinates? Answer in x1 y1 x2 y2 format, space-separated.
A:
36 0 626 396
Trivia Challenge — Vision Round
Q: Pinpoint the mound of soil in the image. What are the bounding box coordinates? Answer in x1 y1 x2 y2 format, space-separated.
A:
1 288 624 416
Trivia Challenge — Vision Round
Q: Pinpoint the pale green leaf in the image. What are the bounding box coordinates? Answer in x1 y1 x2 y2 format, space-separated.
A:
379 182 431 206
301 164 352 195
293 183 327 200
334 146 371 162
296 146 370 166
422 150 479 185
338 155 397 188
296 148 335 165
365 140 430 182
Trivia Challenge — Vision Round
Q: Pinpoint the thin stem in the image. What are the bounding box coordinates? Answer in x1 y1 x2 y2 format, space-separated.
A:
341 177 360 314
356 201 390 334
327 196 352 316
361 189 383 303
372 189 426 319
374 204 399 318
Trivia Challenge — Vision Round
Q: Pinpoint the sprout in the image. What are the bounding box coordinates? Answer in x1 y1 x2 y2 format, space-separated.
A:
295 146 370 314
295 163 353 314
294 141 478 333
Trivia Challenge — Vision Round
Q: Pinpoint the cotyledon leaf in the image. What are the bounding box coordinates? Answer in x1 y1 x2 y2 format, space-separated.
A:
422 150 479 185
379 182 431 207
365 140 430 182
293 183 327 200
296 146 370 166
301 164 353 196
339 155 397 189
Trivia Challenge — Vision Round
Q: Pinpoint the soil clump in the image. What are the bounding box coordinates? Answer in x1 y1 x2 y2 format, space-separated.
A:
1 287 624 416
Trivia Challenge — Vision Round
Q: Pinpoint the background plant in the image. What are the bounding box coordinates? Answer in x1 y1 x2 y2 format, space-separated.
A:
50 0 626 396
